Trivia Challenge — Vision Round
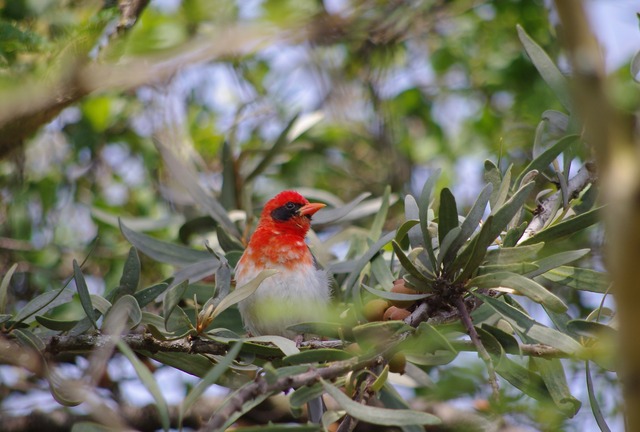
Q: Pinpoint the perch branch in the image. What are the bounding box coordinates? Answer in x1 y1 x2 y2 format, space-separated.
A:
518 161 597 244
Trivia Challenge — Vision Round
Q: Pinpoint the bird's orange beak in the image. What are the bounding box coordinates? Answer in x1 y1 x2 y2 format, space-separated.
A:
298 202 326 216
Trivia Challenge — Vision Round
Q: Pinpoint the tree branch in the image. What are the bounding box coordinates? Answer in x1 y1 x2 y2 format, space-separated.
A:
518 161 598 244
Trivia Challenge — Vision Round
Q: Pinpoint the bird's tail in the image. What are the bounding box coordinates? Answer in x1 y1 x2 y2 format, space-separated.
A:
307 395 326 424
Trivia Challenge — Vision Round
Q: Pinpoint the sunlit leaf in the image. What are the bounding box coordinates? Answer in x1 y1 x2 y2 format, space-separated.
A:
515 135 579 187
211 270 278 320
468 272 568 313
520 206 602 245
321 380 440 426
532 357 581 417
538 266 610 293
246 335 299 356
525 249 590 278
485 243 545 265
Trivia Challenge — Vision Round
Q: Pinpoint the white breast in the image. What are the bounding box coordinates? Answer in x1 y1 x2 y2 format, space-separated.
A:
236 263 330 339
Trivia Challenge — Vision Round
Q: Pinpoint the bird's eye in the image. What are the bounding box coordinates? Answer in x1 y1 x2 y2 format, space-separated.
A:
285 202 296 210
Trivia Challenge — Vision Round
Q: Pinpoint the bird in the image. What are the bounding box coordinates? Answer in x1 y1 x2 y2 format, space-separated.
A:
235 190 330 423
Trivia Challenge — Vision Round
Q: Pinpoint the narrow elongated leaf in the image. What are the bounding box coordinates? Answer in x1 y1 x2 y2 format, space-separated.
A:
477 263 539 275
164 280 189 329
437 226 462 270
245 114 300 182
321 380 440 426
290 383 324 409
404 196 424 249
370 185 391 241
220 141 238 210
90 295 112 315
476 294 583 355
117 340 170 431
396 219 420 244
120 220 214 265
525 249 590 278
586 361 612 432
391 242 432 286
362 284 429 302
520 206 602 245
443 183 493 266
36 315 80 331
0 263 17 313
246 335 299 356
170 258 219 289
104 295 142 330
344 231 396 297
155 140 239 237
494 349 551 402
418 169 441 263
379 385 429 432
134 282 170 308
211 270 278 320
566 320 616 340
485 243 545 265
119 247 140 295
515 135 579 186
217 225 244 252
539 266 610 293
74 260 98 329
13 328 45 351
14 287 74 323
437 188 458 245
491 165 512 213
532 357 581 417
484 160 502 209
517 25 572 111
370 254 395 289
312 193 371 225
468 272 568 313
179 341 243 428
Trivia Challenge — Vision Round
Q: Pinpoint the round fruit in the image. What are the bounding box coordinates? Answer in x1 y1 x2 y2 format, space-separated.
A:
383 305 411 321
390 280 421 308
388 352 407 374
363 299 390 322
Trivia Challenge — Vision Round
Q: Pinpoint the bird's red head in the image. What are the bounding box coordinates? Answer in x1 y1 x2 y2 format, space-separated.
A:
257 190 326 238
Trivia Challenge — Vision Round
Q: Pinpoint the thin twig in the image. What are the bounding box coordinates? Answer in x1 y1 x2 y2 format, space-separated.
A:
454 296 500 400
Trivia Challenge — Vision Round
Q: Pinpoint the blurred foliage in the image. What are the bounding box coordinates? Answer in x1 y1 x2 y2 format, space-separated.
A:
0 0 636 431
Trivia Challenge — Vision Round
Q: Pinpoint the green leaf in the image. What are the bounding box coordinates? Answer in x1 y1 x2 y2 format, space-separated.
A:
13 328 45 351
104 294 142 331
74 260 98 329
370 254 395 289
0 262 17 314
521 206 602 245
344 231 396 297
119 247 140 296
477 262 539 275
155 139 240 237
436 226 462 270
532 357 581 417
525 249 590 278
391 241 432 286
538 266 610 293
370 185 391 241
245 114 300 182
312 192 371 225
164 280 189 329
179 341 243 428
404 323 458 366
170 259 219 290
35 315 80 331
220 141 238 210
418 169 441 263
362 284 430 302
120 220 214 266
476 294 583 355
90 294 112 315
485 243 545 265
586 361 612 432
503 222 528 247
284 349 354 365
134 281 170 308
515 135 579 187
290 383 324 409
14 287 73 324
246 335 299 356
566 320 616 340
484 160 502 209
443 183 493 266
437 188 458 245
71 422 118 432
395 219 420 244
217 225 244 252
517 25 572 111
491 164 512 212
117 340 170 432
404 196 424 249
468 272 568 313
212 269 278 320
321 380 440 426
